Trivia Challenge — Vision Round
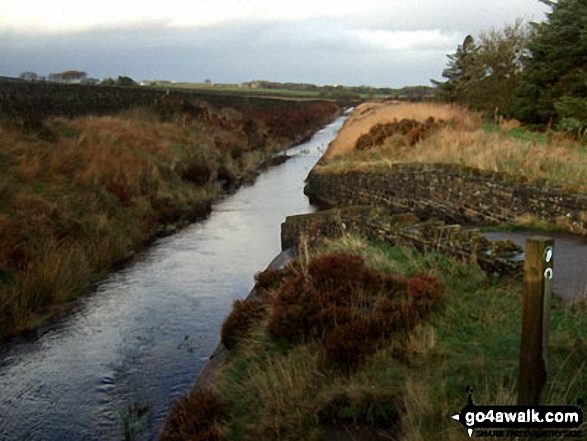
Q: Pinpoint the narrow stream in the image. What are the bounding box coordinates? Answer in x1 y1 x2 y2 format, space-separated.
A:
0 114 349 441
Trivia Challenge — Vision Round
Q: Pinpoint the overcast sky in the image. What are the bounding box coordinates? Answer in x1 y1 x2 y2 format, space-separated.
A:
0 0 550 88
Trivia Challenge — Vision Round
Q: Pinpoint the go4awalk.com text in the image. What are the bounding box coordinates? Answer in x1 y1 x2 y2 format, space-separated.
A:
451 389 583 438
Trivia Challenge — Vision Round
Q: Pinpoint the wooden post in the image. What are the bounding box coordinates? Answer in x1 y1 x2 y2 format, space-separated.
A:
518 236 554 405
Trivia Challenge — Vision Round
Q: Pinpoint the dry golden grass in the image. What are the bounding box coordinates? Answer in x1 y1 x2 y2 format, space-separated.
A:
6 240 90 324
15 112 183 195
321 102 480 161
0 107 280 337
319 103 587 191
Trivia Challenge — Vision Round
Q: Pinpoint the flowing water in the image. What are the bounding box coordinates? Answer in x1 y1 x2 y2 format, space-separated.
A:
0 114 349 441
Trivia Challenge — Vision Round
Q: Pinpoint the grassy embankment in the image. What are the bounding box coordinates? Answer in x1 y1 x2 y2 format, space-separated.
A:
0 96 341 338
319 102 586 194
161 102 586 440
162 234 587 441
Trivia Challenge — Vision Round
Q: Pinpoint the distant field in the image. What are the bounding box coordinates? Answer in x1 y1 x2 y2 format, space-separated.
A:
152 81 432 102
158 82 327 100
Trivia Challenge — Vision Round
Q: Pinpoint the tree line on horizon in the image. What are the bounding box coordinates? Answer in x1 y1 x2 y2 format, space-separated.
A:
17 70 138 87
433 0 587 136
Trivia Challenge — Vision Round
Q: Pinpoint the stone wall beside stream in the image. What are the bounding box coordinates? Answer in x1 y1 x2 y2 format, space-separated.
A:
281 206 524 275
304 163 587 235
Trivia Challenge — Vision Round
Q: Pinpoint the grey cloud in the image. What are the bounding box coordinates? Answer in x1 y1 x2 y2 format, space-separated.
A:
0 0 547 88
342 0 548 33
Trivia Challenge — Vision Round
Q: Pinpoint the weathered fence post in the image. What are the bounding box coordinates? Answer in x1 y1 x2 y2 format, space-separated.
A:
518 236 554 406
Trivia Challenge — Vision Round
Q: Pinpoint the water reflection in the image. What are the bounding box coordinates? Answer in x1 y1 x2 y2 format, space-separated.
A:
0 115 348 441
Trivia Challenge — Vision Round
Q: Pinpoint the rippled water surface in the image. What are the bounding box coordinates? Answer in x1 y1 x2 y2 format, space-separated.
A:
0 115 348 441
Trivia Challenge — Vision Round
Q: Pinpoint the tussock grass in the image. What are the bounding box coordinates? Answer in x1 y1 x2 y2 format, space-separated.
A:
219 336 325 441
321 102 480 161
320 103 587 192
207 235 587 440
0 102 319 337
1 112 207 334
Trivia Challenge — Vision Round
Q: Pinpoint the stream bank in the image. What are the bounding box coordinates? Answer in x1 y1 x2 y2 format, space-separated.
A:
0 114 349 441
0 97 342 340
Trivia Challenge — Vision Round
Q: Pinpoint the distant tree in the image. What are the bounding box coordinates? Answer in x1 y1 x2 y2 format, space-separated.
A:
100 77 116 86
19 71 38 81
116 76 137 87
476 20 532 117
434 21 531 117
47 70 87 82
101 76 137 87
516 0 587 133
63 70 87 82
432 35 484 105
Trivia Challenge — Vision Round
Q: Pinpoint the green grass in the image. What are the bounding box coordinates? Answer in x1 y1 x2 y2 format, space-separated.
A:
481 121 553 145
211 235 587 440
153 81 399 102
154 82 327 101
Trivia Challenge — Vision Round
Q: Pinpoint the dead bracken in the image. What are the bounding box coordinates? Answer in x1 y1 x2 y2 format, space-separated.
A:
354 116 444 150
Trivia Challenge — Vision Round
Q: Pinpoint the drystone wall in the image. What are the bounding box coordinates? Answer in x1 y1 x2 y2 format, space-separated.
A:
0 78 329 120
304 163 587 235
281 206 524 275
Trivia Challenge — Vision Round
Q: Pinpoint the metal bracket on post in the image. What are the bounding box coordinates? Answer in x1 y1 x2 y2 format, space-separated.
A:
518 236 554 406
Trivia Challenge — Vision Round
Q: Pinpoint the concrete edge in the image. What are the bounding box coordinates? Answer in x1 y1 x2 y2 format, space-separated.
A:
192 247 297 393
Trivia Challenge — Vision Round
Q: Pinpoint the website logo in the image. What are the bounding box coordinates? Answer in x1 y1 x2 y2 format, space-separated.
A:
451 387 584 438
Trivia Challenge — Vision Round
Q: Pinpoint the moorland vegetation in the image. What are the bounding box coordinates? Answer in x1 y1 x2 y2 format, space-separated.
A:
0 91 340 338
162 2 587 438
162 235 587 440
318 101 586 196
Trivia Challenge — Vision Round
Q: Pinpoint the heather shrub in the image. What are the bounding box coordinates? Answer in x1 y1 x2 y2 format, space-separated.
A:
354 117 442 150
324 319 378 372
306 253 366 300
182 159 212 186
267 252 444 372
371 299 419 335
159 390 226 441
221 298 266 351
267 276 319 343
152 95 208 122
407 274 444 315
246 101 340 142
254 267 290 291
